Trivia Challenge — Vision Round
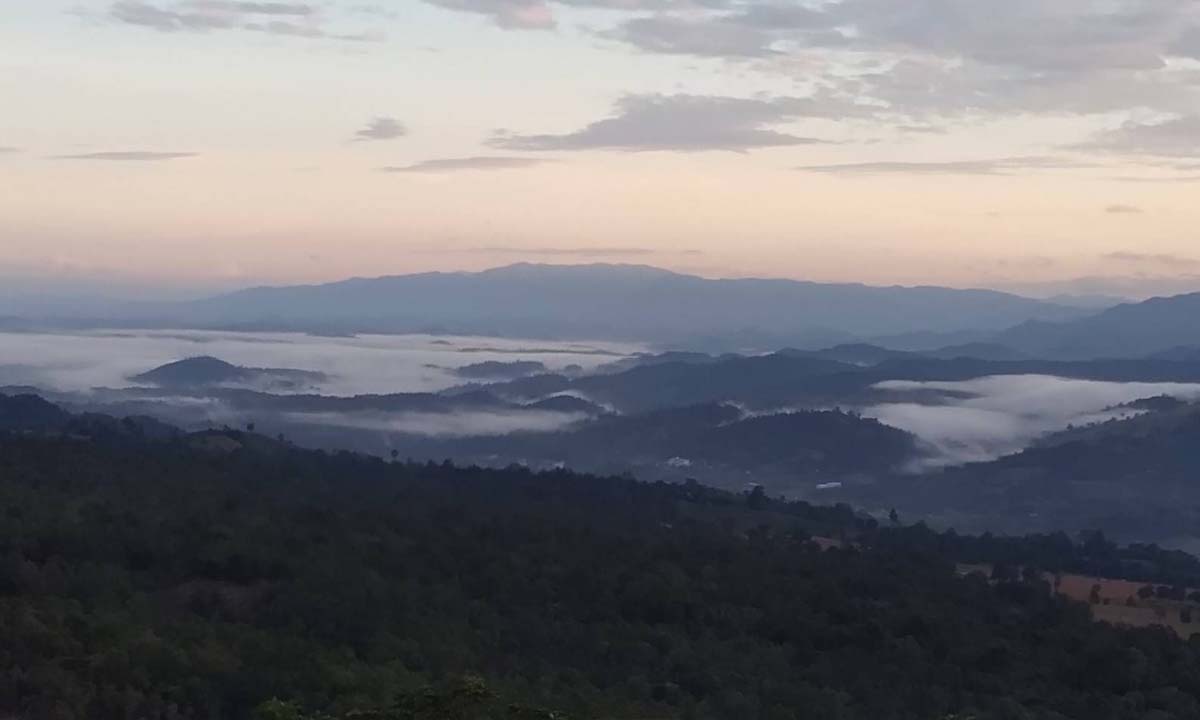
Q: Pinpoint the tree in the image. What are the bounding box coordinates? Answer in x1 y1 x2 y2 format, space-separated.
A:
9 406 1200 720
746 485 767 510
255 699 320 720
991 562 1018 583
258 678 571 720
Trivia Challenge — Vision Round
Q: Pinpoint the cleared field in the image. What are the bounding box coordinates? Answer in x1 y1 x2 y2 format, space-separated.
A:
956 564 1200 638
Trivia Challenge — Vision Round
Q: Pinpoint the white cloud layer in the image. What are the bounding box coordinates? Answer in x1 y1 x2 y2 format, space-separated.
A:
0 329 639 395
865 374 1200 468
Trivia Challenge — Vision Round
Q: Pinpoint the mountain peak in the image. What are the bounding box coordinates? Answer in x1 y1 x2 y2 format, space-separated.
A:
132 356 327 390
479 262 686 280
133 356 244 386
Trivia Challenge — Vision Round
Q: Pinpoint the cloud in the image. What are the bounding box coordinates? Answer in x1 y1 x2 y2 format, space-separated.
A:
1171 27 1200 59
285 408 587 437
51 151 198 161
102 1 1200 159
593 0 1193 72
609 15 781 58
797 156 1078 176
839 0 1179 73
866 375 1200 468
353 116 407 142
77 2 1200 172
575 1 1200 140
1076 116 1200 159
106 1 382 40
998 274 1200 301
111 0 311 30
110 0 237 30
489 94 835 153
421 0 691 31
1110 175 1200 184
415 0 1200 137
896 124 949 135
1104 251 1200 268
0 328 633 396
188 1 316 15
241 20 383 41
608 3 849 58
422 0 555 29
381 156 549 172
1105 204 1144 214
854 57 1193 123
470 246 658 256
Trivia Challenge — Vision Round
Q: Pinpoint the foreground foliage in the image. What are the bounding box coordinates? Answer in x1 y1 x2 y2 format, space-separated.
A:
3 408 1200 718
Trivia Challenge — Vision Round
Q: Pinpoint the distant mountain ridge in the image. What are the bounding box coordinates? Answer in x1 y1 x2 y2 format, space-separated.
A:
20 263 1200 359
166 263 1089 350
996 292 1200 359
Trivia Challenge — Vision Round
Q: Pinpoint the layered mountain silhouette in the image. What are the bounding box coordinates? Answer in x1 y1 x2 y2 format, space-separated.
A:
12 264 1200 359
166 263 1087 349
996 293 1200 359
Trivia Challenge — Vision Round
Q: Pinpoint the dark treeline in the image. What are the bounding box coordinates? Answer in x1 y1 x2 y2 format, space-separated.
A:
5 399 1200 719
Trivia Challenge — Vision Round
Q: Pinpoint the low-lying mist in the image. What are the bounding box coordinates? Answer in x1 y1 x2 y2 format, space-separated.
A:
0 329 638 395
283 409 589 438
865 375 1200 468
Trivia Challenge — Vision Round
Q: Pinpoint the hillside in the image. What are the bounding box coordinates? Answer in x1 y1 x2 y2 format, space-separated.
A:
6 396 1200 719
474 351 1200 415
0 392 70 431
848 402 1200 546
380 404 918 490
132 356 329 391
996 293 1200 359
450 360 549 380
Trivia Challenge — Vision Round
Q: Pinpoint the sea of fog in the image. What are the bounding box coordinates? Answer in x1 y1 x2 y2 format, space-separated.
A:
865 375 1200 468
7 333 1200 469
0 329 641 396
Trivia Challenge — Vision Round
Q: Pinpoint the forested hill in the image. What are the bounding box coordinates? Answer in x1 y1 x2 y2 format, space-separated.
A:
6 396 1200 719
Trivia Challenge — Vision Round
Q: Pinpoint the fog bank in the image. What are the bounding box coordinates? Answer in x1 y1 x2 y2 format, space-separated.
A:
0 329 638 396
865 375 1200 468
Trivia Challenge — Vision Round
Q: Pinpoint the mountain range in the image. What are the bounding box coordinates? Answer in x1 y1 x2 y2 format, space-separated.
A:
7 263 1200 358
129 264 1090 350
995 292 1200 359
117 266 1200 357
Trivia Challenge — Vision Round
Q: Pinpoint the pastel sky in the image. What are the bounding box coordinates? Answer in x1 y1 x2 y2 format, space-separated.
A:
3 0 1200 298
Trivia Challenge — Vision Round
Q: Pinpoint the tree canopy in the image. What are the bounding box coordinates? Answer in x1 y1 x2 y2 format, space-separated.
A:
4 406 1200 719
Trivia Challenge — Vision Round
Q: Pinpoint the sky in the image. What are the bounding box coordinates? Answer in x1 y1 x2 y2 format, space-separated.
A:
3 0 1200 299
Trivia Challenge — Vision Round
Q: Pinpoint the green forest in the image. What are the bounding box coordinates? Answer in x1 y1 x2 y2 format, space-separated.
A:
4 397 1200 719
